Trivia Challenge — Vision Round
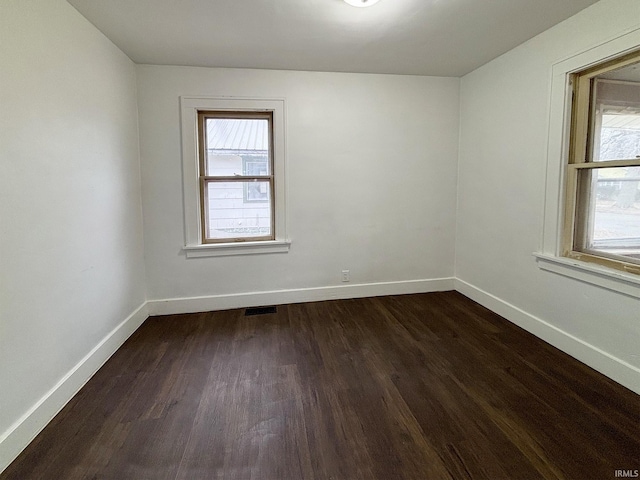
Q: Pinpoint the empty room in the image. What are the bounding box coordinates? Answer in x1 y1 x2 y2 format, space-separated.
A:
1 0 639 478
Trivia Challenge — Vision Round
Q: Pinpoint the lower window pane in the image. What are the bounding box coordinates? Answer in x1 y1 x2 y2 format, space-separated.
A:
205 181 272 241
577 167 640 262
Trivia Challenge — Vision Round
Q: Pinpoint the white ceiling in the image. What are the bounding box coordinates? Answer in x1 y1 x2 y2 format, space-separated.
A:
67 0 600 77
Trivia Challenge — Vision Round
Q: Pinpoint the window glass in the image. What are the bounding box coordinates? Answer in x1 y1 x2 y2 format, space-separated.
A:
591 77 640 162
205 181 272 240
576 166 640 263
205 118 271 176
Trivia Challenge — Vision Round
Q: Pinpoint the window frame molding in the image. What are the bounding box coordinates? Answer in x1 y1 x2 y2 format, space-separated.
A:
538 27 640 294
180 96 289 258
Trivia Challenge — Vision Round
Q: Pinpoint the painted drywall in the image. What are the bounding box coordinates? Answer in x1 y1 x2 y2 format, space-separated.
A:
0 0 147 467
1 0 635 472
456 0 640 383
137 66 459 301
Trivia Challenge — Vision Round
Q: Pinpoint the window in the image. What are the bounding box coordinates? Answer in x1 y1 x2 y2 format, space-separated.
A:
242 157 270 203
180 97 289 257
564 51 640 274
198 112 274 242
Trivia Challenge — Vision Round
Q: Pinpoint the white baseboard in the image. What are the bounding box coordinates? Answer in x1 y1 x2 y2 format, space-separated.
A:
147 277 456 316
454 278 640 395
0 302 149 474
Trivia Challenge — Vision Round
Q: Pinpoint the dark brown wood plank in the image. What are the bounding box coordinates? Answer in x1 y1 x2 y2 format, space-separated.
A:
2 292 638 480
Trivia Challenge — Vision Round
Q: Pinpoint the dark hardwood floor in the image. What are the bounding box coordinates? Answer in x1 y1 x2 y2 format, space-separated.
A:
2 292 638 479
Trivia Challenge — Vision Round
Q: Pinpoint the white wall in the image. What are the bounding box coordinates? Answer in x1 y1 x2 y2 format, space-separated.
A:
1 0 636 473
0 0 147 469
137 66 460 305
456 0 640 391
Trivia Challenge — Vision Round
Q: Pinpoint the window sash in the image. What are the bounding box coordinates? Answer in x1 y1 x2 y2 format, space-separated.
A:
197 111 275 244
564 50 640 274
567 163 640 265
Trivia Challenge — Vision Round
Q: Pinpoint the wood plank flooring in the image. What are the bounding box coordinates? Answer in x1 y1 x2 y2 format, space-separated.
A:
2 292 639 479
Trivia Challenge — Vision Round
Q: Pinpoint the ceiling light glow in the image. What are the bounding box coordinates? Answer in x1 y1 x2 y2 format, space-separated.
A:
343 0 381 8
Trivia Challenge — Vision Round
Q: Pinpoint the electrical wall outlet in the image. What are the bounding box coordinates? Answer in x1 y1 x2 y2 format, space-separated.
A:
341 270 350 282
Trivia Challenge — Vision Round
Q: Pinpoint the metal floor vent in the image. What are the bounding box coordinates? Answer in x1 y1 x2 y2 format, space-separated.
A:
244 306 277 316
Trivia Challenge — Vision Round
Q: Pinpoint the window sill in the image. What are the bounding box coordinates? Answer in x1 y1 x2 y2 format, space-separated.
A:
534 253 640 299
184 240 291 258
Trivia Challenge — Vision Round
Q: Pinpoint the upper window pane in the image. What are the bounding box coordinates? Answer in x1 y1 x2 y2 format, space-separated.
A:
591 62 640 162
597 112 640 161
204 117 271 176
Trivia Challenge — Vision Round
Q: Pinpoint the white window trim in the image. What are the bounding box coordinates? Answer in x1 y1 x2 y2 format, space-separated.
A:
180 96 290 258
538 27 640 296
534 253 640 299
